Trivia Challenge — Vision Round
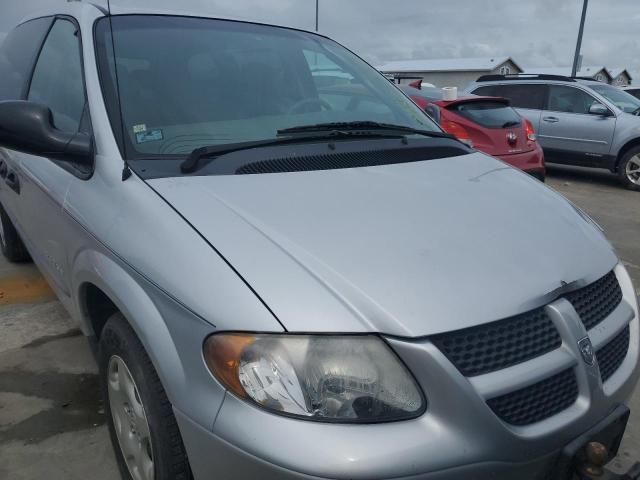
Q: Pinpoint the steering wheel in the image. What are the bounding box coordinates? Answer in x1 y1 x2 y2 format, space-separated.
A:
287 97 333 114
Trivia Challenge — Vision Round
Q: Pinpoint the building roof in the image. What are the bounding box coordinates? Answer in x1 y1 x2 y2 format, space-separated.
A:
608 68 632 80
524 66 613 81
377 57 522 73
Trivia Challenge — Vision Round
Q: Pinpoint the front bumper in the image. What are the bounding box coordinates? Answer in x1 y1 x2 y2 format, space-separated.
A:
176 407 563 480
497 144 545 176
176 405 636 480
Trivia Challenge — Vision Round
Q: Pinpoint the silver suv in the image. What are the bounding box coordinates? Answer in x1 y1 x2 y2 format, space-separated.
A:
466 74 640 189
0 3 639 480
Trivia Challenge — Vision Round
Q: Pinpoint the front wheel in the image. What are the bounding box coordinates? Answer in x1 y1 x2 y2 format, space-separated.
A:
99 313 192 480
618 147 640 190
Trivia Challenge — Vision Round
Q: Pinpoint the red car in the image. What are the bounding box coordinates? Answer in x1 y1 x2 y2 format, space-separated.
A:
401 85 545 181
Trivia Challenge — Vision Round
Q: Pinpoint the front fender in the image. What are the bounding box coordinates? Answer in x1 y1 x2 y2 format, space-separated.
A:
72 248 227 429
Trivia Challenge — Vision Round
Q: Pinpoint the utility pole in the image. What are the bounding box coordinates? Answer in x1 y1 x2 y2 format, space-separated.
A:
571 0 589 77
315 0 319 31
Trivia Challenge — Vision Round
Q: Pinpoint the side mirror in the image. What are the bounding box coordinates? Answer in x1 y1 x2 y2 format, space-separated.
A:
0 100 92 164
589 103 610 116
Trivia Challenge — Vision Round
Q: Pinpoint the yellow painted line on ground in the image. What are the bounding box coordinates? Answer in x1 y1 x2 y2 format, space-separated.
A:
0 273 55 305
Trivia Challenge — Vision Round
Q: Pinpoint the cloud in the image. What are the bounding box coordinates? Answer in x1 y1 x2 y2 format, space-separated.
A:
1 0 638 81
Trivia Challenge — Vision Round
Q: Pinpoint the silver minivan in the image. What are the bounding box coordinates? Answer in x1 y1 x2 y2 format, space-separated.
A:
0 3 639 480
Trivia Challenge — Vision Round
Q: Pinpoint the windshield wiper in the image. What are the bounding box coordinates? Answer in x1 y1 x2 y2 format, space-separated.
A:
180 129 410 173
631 107 640 116
277 121 454 140
501 120 521 128
180 122 459 174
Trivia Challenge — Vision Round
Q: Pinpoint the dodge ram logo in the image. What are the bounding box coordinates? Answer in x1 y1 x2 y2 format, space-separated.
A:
578 337 595 366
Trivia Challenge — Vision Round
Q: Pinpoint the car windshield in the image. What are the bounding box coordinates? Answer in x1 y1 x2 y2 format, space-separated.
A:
399 86 443 101
590 84 640 113
94 15 439 158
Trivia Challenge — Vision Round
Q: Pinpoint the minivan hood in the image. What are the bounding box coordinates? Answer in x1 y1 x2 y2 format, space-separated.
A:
149 152 617 337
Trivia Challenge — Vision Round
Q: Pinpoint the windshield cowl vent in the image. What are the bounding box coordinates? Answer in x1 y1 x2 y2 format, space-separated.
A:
235 145 465 175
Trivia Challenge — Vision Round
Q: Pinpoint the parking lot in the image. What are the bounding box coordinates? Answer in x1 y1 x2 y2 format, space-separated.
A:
0 166 638 480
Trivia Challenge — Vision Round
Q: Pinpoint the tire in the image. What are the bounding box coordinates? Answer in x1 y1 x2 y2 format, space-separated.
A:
528 171 545 183
99 313 192 480
617 147 640 191
0 203 30 262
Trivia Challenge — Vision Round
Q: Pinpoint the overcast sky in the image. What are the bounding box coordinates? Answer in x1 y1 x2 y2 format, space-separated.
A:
1 0 638 80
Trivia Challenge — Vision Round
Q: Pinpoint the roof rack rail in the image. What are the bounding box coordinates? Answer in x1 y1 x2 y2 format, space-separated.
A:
571 76 598 81
476 74 576 83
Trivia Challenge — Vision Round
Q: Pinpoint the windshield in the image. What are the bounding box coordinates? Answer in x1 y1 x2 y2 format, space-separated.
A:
590 84 640 113
451 102 521 129
94 16 438 158
399 86 443 101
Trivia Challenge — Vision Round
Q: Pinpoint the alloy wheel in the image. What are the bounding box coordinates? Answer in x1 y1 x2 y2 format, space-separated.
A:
107 355 155 480
626 155 640 185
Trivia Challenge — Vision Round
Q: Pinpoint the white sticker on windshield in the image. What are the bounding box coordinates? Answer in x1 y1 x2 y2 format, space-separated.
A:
136 129 164 144
133 124 147 134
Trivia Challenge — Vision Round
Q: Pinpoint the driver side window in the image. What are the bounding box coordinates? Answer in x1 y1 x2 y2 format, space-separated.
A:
28 19 86 133
546 86 598 115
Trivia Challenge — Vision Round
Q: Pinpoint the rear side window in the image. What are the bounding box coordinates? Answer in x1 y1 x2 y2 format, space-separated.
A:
627 89 640 100
0 17 52 101
451 101 521 128
472 84 546 110
472 86 497 97
28 19 86 133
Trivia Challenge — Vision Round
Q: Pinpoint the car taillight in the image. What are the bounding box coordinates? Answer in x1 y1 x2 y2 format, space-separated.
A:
441 120 473 148
524 119 537 143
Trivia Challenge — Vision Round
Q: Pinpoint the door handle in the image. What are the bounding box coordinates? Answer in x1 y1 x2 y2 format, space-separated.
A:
543 116 560 123
5 171 20 194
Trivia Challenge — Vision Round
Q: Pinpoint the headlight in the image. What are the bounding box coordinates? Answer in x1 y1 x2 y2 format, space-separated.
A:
203 333 425 423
